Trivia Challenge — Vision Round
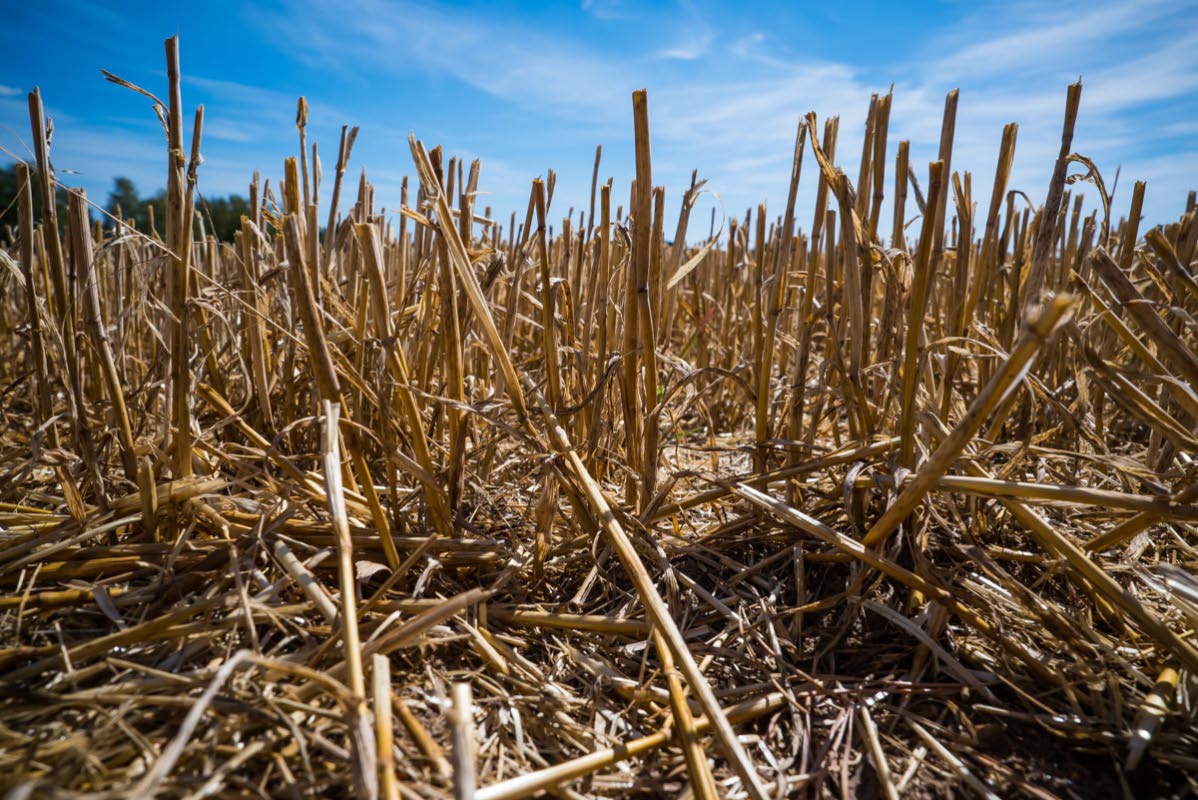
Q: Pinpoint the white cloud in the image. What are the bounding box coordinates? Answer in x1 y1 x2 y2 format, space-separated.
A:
1079 31 1198 112
643 0 1198 228
203 120 259 144
193 0 1198 229
910 0 1197 225
254 0 630 123
1160 120 1198 137
0 85 21 97
728 32 765 60
659 5 714 61
580 0 623 21
928 0 1180 80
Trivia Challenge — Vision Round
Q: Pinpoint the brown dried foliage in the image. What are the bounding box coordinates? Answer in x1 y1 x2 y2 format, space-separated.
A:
2 44 1197 800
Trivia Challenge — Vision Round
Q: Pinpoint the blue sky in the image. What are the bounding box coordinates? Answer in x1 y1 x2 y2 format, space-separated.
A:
2 0 1196 237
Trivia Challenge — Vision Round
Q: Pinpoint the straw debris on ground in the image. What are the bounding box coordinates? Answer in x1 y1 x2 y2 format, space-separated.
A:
1 36 1197 799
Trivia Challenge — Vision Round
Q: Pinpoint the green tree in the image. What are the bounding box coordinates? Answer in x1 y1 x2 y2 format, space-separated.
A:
0 161 73 241
199 194 251 242
104 177 164 237
103 176 248 243
106 176 144 227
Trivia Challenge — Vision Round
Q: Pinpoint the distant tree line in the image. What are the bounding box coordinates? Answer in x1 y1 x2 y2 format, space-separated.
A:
0 162 70 237
1 163 249 243
105 176 250 242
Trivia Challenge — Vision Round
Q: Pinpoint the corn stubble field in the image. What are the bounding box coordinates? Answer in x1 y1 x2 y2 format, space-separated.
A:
2 36 1197 799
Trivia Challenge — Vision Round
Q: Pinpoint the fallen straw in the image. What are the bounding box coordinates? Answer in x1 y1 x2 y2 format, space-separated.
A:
862 293 1076 549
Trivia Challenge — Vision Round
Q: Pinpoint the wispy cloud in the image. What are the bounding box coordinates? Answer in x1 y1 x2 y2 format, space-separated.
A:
1160 120 1198 137
727 32 764 61
659 4 714 61
660 36 713 61
1079 31 1198 112
928 0 1179 79
253 0 631 122
907 0 1197 223
580 0 623 21
10 0 1188 229
185 75 299 111
641 0 1197 225
203 120 259 143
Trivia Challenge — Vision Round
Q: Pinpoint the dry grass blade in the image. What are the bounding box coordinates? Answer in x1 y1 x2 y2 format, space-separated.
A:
1126 667 1179 771
474 692 788 800
909 719 1002 800
165 35 194 480
858 704 899 800
408 134 528 421
525 374 773 800
899 159 945 467
1088 246 1198 387
320 403 369 705
354 221 453 540
727 482 1062 685
70 189 138 483
862 293 1076 549
655 628 719 800
950 460 1198 673
451 682 476 800
1021 81 1081 309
